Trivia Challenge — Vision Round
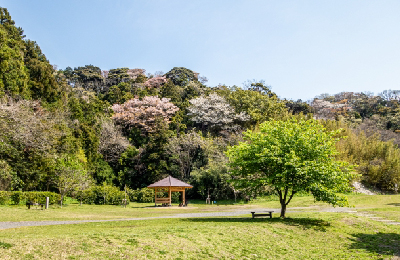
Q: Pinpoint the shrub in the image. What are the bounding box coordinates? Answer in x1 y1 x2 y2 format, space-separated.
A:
127 188 154 203
80 184 127 205
24 192 61 205
0 191 10 205
336 130 400 192
10 191 24 205
172 192 180 203
1 191 61 205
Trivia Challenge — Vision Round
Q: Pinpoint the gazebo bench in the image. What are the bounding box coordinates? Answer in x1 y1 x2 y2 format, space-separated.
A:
251 211 273 219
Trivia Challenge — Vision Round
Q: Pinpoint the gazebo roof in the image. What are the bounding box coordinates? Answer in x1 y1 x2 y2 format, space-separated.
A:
147 176 192 188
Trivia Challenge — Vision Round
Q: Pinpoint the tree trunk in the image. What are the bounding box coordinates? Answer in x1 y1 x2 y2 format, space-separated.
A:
277 189 286 218
280 202 286 218
60 194 64 208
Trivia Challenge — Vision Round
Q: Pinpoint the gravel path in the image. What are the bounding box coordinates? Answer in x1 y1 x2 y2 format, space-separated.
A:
0 207 360 230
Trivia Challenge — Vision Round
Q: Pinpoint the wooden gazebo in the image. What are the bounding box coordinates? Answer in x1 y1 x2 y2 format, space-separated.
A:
147 176 193 206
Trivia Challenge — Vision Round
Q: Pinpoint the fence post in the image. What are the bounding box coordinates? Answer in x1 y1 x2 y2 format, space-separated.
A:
45 197 49 209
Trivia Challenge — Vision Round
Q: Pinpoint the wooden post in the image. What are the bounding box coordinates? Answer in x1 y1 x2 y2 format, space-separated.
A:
168 187 172 206
124 185 127 208
183 189 186 206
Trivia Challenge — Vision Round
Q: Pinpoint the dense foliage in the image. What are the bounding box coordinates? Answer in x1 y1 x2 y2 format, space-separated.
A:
79 184 126 205
322 119 400 192
0 7 399 205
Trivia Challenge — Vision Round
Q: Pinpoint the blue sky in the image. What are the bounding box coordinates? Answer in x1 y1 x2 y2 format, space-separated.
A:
2 0 400 100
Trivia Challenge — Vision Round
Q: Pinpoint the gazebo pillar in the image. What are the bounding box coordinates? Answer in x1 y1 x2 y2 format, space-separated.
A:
182 189 185 205
168 187 172 206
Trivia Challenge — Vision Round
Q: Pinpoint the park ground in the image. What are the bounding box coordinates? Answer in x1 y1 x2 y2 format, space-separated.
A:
0 194 399 259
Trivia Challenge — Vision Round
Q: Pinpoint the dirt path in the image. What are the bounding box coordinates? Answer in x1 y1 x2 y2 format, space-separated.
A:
0 207 397 230
1 209 278 230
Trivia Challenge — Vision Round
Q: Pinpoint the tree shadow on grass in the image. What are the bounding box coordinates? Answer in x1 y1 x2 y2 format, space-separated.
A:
349 233 400 257
387 203 400 207
183 217 330 231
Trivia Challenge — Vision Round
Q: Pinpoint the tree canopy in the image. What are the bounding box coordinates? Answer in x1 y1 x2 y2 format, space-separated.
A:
165 67 199 87
226 118 356 217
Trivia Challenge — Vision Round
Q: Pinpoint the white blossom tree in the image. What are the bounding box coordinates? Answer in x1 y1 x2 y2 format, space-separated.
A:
98 119 130 166
126 68 146 81
0 99 62 154
311 99 351 120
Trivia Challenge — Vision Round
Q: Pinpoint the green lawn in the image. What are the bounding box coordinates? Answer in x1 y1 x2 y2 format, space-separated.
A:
0 194 399 259
0 202 266 222
0 212 399 259
0 194 399 222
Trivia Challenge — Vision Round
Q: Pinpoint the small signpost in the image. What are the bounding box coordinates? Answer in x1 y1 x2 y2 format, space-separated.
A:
206 194 211 204
123 185 127 208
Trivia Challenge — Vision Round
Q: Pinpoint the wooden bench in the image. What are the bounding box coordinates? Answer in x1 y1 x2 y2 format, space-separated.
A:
26 201 44 210
155 198 170 207
251 211 273 219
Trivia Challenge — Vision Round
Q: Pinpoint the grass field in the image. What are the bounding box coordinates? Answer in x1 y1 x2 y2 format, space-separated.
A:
0 194 399 259
0 196 323 222
0 194 398 222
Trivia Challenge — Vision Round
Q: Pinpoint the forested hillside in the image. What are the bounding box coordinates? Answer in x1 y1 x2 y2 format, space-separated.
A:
0 8 399 200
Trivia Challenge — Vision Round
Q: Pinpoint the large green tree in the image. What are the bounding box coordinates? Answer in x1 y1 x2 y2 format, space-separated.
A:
165 67 198 87
0 8 29 98
54 154 90 208
226 118 356 218
24 40 60 102
64 65 103 93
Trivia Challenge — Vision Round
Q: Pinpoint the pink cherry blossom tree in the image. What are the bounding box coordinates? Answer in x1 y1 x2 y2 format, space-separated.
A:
111 96 179 133
144 76 167 89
